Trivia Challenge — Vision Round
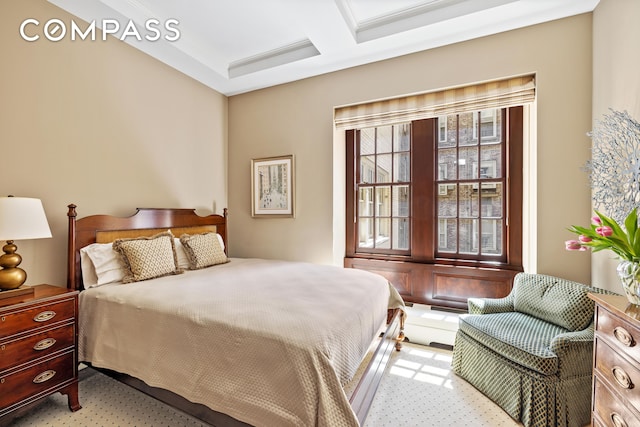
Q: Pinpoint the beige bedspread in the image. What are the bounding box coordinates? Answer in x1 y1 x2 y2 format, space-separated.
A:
79 258 403 427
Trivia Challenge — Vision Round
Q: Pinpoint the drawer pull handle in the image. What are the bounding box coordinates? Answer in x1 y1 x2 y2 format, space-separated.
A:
611 412 628 427
33 338 56 351
613 326 635 347
33 311 56 322
612 366 634 389
33 370 56 384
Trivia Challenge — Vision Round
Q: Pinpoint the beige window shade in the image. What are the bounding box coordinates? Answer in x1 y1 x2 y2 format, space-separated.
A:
334 75 535 129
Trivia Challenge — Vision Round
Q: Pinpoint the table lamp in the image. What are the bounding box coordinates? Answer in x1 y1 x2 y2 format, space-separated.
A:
0 196 52 290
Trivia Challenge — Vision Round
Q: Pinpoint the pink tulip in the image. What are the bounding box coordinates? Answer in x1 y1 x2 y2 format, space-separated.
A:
592 216 602 225
579 235 592 243
565 240 583 250
596 226 613 237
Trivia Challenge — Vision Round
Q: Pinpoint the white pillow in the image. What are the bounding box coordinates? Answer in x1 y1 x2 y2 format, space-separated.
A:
215 233 225 251
79 248 99 288
174 238 190 270
80 242 125 287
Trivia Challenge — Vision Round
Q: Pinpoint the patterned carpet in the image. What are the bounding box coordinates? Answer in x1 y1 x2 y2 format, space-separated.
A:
9 343 520 427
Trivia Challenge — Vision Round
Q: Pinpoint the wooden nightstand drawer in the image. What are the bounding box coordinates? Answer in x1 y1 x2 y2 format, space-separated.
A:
596 305 640 364
0 298 76 337
0 350 75 412
0 323 75 372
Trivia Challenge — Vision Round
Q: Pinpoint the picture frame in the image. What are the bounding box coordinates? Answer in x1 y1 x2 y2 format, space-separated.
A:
251 155 295 218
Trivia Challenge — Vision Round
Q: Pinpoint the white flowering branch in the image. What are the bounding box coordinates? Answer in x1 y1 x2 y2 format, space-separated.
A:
585 109 640 224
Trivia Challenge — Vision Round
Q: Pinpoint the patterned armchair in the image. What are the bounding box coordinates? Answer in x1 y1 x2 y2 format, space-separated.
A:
452 273 615 427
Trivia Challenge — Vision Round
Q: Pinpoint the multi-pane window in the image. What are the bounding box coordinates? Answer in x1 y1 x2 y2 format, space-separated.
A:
356 124 411 253
436 109 505 260
346 107 522 269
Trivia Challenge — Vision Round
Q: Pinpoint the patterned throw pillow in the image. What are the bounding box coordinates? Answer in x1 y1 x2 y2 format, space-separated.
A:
113 231 182 283
179 232 228 269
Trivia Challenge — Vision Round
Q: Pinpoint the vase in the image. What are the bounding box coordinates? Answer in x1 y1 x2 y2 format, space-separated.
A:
617 260 640 305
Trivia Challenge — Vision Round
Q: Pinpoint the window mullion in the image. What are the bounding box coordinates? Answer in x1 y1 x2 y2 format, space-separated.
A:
477 111 482 256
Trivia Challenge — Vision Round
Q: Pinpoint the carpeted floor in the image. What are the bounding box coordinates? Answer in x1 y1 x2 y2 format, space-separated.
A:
8 343 520 427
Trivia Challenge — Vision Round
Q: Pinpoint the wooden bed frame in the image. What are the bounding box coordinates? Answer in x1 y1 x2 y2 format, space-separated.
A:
66 204 404 426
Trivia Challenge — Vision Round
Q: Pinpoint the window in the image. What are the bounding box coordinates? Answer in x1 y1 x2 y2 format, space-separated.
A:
436 110 506 261
355 124 411 253
346 107 523 269
340 78 531 308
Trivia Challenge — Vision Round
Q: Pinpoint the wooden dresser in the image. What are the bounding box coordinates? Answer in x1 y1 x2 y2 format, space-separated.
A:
0 285 80 424
591 293 640 427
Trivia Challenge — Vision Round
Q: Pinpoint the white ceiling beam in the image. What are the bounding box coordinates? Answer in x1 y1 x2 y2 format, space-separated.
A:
47 0 600 96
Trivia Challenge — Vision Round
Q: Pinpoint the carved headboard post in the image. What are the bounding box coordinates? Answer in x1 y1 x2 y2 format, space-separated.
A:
67 204 77 290
223 208 228 255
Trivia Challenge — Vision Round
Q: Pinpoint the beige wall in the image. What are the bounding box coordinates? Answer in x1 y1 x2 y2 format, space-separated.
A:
1 2 600 289
592 0 640 293
228 14 594 284
0 0 227 287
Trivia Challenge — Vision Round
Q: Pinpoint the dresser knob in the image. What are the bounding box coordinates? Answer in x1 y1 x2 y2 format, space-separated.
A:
612 366 634 389
33 338 56 351
33 370 56 384
611 412 628 427
33 310 56 322
613 326 635 347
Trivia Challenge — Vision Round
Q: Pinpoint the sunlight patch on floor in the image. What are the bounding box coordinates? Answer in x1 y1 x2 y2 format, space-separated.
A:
390 349 453 388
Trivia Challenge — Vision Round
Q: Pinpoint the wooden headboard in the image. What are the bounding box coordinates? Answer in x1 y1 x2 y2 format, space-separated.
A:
66 204 228 291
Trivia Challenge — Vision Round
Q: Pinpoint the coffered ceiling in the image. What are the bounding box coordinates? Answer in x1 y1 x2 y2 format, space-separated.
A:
48 0 599 95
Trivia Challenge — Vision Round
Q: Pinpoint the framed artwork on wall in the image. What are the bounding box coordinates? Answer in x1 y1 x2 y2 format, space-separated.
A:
251 155 295 218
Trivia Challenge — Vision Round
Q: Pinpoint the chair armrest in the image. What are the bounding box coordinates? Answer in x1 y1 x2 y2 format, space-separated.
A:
468 293 514 314
550 325 595 378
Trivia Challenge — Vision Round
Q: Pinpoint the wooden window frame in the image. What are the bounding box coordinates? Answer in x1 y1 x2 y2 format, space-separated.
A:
345 107 523 310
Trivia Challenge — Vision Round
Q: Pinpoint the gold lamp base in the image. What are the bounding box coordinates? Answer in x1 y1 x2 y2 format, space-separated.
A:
0 240 27 291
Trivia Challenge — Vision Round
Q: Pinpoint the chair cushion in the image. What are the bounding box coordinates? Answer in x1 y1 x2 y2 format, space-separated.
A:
512 273 595 331
458 311 567 376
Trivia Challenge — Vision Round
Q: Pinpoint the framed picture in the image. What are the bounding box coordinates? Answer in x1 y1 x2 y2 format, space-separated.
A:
251 155 295 217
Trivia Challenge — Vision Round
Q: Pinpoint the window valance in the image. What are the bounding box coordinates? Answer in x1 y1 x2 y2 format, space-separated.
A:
334 75 535 129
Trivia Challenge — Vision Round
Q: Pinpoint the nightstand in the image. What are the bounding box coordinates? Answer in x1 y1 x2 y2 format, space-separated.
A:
0 285 80 424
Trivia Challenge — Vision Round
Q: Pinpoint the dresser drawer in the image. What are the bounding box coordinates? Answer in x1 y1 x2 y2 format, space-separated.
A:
0 298 76 338
593 376 640 427
0 350 75 411
596 304 640 364
595 336 640 414
0 323 75 372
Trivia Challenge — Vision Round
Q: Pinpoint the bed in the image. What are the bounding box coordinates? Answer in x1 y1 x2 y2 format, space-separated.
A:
66 204 405 427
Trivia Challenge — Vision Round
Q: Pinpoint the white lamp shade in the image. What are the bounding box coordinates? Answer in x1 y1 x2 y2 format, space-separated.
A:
0 197 52 241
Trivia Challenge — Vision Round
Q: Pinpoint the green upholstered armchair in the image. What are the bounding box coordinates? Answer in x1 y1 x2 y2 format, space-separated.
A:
452 272 616 427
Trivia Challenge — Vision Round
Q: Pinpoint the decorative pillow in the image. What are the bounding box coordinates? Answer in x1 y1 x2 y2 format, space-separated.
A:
113 232 182 283
179 232 228 270
80 242 125 287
